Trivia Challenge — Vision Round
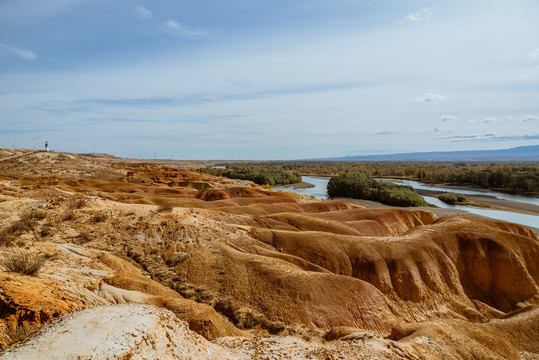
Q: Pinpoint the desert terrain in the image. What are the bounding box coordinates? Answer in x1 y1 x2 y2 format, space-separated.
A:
0 150 538 359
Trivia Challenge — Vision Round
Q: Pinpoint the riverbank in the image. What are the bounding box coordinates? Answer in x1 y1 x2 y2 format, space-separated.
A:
375 177 539 198
332 196 539 235
416 189 539 216
275 182 315 190
278 176 538 234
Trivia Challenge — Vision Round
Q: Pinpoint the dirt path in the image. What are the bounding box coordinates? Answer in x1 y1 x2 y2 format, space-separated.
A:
0 150 42 162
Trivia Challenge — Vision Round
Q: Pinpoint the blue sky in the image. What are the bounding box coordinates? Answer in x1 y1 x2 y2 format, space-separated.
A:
1 0 538 159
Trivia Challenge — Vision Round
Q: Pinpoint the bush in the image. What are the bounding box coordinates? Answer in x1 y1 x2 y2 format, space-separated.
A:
78 232 92 244
156 204 174 213
7 220 33 234
62 210 75 221
1 324 37 347
438 192 467 204
0 229 15 246
3 209 48 237
201 165 302 186
91 212 107 223
327 173 427 207
327 172 373 198
370 183 428 207
0 250 46 276
20 209 47 223
67 197 88 209
39 223 54 237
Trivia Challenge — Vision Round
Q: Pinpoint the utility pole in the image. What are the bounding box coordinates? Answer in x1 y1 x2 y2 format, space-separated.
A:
31 136 41 149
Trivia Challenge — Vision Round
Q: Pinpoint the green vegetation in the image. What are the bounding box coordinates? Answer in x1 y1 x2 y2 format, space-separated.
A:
201 165 302 186
370 183 427 207
327 172 373 198
206 161 538 193
438 192 467 204
327 173 427 207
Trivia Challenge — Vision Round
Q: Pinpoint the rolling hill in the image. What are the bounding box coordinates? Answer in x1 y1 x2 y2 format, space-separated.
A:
316 145 539 162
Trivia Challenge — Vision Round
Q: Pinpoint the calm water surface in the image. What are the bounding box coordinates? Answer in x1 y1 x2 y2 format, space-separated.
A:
272 176 329 199
273 176 538 228
388 178 539 206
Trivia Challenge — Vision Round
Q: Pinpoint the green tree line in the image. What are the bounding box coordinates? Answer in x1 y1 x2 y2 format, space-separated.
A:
209 161 538 193
200 165 302 186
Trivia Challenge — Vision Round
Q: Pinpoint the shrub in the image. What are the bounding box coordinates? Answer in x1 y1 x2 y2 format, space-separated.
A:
91 213 107 223
67 197 88 209
156 204 173 213
0 229 15 246
214 297 237 321
370 183 428 207
5 209 48 236
62 210 75 221
1 324 37 347
20 209 47 222
7 220 33 233
39 223 54 237
327 172 373 198
0 250 46 276
201 165 302 186
78 232 92 243
438 192 467 204
327 173 427 207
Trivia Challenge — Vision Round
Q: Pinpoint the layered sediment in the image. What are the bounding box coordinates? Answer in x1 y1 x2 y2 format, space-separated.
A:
0 151 537 359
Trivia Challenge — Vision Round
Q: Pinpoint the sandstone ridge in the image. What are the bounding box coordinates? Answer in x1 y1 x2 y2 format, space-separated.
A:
0 150 537 359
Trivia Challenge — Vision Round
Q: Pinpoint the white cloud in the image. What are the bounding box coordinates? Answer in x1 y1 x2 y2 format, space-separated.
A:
530 48 539 61
481 117 499 123
520 114 539 122
0 43 37 61
440 115 457 122
200 95 217 101
405 8 433 23
439 131 539 142
165 20 208 39
415 93 446 103
165 19 181 30
135 6 153 19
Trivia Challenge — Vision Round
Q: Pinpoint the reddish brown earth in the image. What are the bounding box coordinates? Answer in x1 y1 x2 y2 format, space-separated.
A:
0 150 538 359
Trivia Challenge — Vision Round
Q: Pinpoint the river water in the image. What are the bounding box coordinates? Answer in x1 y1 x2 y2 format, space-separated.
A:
273 176 539 228
388 178 539 206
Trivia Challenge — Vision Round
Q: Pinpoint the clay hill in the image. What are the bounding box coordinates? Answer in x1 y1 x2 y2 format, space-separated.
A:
0 150 538 359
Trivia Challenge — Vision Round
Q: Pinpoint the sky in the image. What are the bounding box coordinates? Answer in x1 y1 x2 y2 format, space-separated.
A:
1 0 538 160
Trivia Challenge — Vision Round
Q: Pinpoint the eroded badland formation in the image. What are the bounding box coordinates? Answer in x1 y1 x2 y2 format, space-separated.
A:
0 149 538 359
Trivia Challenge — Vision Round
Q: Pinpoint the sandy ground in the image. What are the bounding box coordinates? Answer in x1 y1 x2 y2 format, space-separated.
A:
276 182 316 190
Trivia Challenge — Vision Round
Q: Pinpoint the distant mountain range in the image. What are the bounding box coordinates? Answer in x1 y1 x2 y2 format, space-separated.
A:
312 145 539 162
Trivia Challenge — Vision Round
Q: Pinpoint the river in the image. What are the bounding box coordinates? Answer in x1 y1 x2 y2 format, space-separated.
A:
387 178 539 206
273 176 539 229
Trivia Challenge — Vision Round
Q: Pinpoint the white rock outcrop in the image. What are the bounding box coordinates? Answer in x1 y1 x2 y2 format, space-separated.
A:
0 304 245 360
